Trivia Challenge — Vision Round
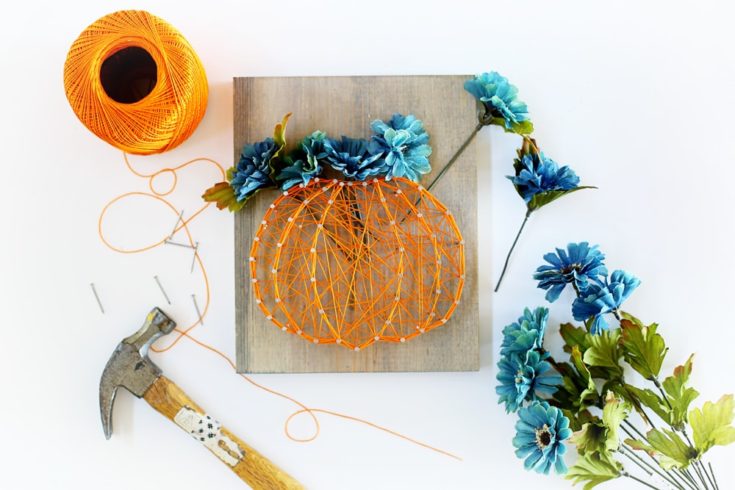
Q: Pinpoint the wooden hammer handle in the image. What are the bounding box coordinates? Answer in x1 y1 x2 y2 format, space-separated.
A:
143 376 303 489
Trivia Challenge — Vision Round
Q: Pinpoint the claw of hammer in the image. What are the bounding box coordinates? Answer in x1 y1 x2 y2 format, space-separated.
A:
99 307 175 439
99 307 302 489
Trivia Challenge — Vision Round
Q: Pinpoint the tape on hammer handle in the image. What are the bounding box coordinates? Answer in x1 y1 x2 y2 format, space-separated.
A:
143 376 304 489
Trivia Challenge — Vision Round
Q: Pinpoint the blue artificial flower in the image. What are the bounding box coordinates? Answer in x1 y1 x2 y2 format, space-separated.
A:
572 270 641 334
368 113 432 181
277 131 327 190
231 138 278 202
508 152 580 204
500 307 549 359
513 401 572 475
324 136 383 180
464 72 530 129
534 242 608 302
497 350 561 413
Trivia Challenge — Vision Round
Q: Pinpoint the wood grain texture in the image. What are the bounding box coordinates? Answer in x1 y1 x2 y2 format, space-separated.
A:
144 376 303 490
234 76 480 373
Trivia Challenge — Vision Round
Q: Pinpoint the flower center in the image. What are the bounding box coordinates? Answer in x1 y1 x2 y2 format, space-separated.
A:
561 263 581 275
535 424 552 449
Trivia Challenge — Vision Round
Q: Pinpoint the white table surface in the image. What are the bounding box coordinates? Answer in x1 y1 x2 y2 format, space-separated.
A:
2 1 734 488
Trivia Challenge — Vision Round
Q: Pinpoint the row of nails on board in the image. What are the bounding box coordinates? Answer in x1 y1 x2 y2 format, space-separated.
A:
90 209 204 325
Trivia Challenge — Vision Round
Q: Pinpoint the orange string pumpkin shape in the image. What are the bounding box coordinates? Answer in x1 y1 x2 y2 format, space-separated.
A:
249 175 466 351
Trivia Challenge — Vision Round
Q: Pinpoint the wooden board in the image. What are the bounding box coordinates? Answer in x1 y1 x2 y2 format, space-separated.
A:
234 76 479 373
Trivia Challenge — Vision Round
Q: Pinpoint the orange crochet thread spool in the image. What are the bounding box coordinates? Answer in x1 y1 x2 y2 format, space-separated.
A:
250 177 465 351
63 10 208 155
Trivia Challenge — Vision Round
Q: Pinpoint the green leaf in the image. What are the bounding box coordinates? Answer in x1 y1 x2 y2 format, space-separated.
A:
690 394 735 454
560 323 590 354
602 392 631 452
571 420 607 456
566 452 622 489
553 350 599 415
493 117 534 135
564 409 596 433
202 181 246 212
269 112 292 176
527 186 597 212
583 329 624 379
625 429 697 470
572 393 632 459
624 384 672 426
572 346 599 405
620 318 668 380
662 355 699 429
510 119 535 135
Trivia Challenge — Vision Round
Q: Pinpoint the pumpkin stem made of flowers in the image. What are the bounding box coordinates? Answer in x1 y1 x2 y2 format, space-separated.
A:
249 176 465 350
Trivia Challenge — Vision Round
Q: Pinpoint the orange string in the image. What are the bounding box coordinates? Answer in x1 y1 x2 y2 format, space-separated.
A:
249 177 465 350
97 151 462 461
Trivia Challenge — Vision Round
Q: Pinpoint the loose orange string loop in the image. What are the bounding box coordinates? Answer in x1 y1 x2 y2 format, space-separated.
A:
97 152 461 461
64 10 208 155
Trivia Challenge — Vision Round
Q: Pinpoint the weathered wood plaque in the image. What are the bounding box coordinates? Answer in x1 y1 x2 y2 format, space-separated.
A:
235 76 479 373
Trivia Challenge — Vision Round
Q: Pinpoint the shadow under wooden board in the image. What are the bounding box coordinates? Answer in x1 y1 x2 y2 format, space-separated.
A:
234 75 479 373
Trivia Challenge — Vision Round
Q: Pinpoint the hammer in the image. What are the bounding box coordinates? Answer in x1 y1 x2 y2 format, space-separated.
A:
100 307 303 489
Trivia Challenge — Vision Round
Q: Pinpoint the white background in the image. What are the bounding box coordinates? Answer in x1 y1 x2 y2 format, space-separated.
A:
1 1 734 489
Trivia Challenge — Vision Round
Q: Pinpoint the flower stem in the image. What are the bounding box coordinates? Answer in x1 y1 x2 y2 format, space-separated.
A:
622 424 693 490
677 469 701 490
425 123 483 193
621 446 686 490
708 462 719 490
494 209 532 292
623 470 663 490
620 448 654 477
692 462 711 490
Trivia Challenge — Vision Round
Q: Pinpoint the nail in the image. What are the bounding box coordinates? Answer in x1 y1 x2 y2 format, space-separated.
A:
191 294 203 325
153 275 171 305
190 242 199 273
169 209 184 239
90 283 104 314
164 239 195 249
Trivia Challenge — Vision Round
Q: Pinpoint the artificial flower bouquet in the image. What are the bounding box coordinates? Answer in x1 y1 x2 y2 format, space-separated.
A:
497 243 734 489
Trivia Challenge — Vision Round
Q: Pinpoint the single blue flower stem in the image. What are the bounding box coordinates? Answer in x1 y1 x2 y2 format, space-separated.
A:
425 122 484 193
494 209 532 292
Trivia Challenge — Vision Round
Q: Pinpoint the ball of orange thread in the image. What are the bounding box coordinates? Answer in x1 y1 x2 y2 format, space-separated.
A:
63 10 208 155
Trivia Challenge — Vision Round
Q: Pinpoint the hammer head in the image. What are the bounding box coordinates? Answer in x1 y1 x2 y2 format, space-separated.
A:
99 307 176 439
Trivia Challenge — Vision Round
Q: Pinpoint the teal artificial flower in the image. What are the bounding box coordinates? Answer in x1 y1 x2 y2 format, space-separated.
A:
464 72 531 132
230 138 278 201
368 113 432 181
324 136 383 180
496 350 561 413
500 307 549 359
572 270 641 334
277 131 327 190
534 242 608 303
494 143 593 292
509 152 581 209
513 401 572 474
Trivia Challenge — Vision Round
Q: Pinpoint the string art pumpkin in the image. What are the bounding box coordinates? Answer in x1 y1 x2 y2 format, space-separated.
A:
205 113 466 350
